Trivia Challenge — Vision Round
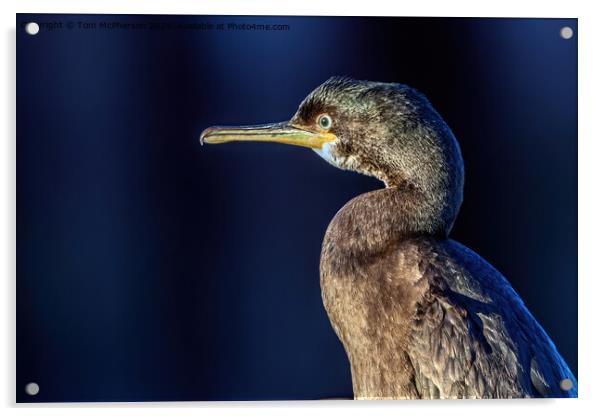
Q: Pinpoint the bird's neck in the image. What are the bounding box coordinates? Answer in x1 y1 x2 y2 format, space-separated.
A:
322 184 446 264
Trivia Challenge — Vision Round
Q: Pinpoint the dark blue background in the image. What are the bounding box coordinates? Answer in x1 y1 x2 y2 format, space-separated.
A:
16 14 577 402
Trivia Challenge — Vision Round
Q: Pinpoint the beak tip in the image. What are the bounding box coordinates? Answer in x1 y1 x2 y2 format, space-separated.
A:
199 127 213 146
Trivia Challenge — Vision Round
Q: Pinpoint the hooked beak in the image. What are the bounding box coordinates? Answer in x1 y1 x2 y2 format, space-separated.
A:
200 122 337 149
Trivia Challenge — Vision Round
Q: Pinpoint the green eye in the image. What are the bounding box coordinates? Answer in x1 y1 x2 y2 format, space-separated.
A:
318 114 332 129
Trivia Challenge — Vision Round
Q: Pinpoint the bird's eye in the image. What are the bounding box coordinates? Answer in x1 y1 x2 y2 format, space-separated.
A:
317 114 333 129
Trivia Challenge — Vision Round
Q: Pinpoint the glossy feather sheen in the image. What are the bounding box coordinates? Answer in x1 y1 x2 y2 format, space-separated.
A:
320 192 577 399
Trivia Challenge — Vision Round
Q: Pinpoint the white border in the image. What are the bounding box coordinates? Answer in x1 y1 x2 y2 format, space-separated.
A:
3 1 601 415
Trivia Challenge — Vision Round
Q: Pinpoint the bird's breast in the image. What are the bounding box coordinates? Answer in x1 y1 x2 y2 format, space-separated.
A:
319 228 429 348
318 223 432 398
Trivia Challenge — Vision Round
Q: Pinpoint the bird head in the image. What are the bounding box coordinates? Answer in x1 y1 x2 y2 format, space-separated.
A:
201 77 464 233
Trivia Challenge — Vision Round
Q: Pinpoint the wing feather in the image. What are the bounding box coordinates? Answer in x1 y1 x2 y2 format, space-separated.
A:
404 239 577 398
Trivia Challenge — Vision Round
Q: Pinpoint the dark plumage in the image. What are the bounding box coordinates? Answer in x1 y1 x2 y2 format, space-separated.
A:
200 77 577 399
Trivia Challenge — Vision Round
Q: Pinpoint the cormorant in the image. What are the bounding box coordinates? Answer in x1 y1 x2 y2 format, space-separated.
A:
200 77 577 399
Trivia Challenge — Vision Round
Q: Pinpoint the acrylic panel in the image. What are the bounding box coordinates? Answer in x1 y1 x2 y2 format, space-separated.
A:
16 14 577 402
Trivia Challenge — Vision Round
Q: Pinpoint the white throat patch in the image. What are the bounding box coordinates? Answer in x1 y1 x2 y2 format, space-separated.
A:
313 141 339 168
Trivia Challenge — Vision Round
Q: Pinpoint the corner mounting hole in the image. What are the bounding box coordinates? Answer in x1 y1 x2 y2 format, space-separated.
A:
25 22 40 36
560 26 573 40
560 378 573 391
25 382 39 396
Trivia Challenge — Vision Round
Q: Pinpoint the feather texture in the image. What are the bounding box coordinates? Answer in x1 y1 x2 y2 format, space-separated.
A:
320 226 577 399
